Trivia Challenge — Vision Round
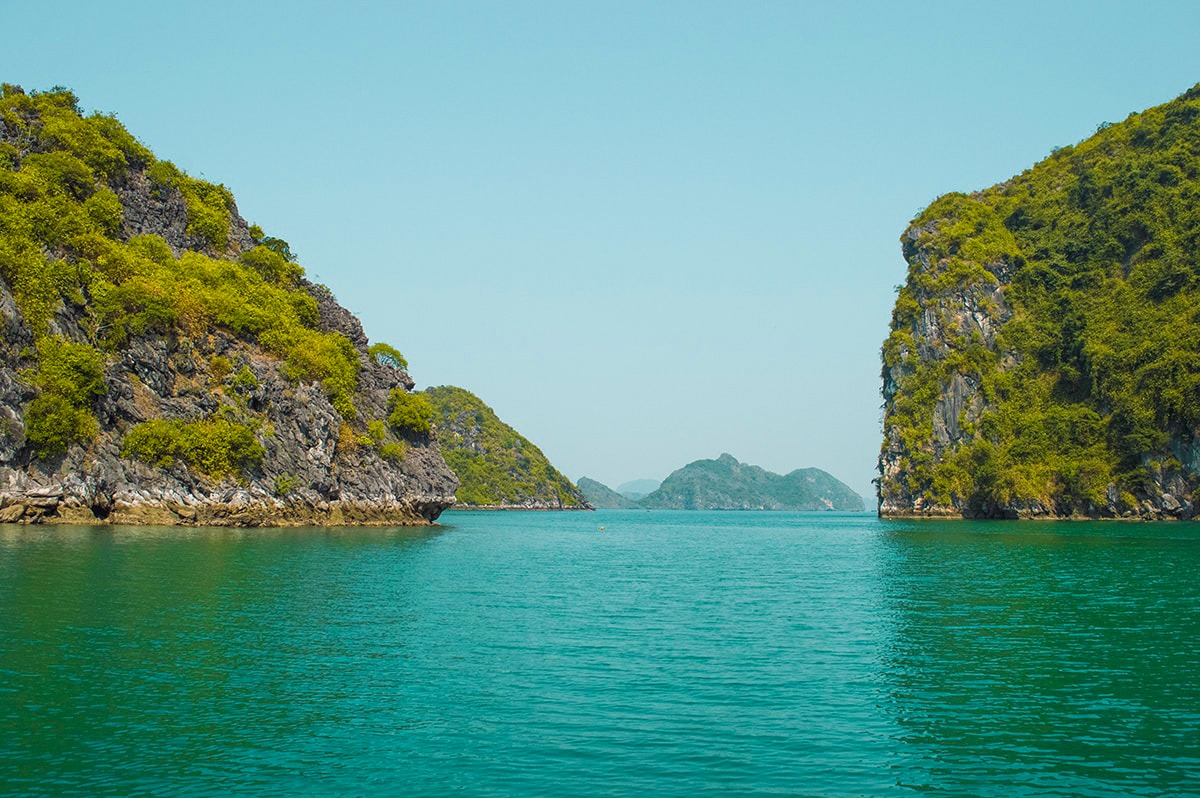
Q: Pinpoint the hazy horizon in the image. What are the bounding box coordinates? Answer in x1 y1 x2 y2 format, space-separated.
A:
8 1 1200 501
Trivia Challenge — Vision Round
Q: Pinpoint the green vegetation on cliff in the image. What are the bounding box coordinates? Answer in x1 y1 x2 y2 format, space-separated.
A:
883 83 1200 514
0 85 373 474
23 336 106 457
121 417 265 478
0 83 456 526
388 389 434 434
426 386 590 508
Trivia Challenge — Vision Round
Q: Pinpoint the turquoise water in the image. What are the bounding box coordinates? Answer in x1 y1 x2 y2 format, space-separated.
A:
1 510 1198 796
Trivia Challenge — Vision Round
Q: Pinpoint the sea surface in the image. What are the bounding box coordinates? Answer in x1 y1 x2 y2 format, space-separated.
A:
1 510 1198 796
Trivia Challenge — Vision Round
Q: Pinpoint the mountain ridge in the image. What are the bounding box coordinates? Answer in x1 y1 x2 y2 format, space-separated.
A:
580 454 863 511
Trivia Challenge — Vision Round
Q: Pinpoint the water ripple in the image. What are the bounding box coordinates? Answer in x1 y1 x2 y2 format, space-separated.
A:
0 513 1198 795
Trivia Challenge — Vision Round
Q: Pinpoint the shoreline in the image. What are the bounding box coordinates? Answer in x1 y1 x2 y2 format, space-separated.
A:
0 497 455 527
445 505 594 512
879 511 1199 523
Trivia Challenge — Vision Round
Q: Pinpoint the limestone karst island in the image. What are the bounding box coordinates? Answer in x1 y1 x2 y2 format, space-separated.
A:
580 454 863 511
880 84 1200 521
0 85 464 525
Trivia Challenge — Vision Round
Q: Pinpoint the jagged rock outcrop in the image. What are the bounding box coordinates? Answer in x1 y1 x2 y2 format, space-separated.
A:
116 168 256 257
879 220 1016 518
879 84 1200 520
0 296 457 527
0 85 457 525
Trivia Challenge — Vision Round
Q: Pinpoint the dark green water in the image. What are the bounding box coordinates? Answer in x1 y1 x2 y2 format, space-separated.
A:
1 511 1198 796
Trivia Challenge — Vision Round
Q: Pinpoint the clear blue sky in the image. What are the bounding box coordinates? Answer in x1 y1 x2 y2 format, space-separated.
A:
6 1 1200 500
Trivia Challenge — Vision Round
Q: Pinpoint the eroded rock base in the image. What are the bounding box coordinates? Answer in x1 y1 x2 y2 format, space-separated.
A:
0 497 454 527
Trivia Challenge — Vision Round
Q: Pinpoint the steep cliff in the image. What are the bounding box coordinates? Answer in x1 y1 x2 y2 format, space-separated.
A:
0 85 457 525
425 386 590 509
639 454 863 510
880 84 1200 520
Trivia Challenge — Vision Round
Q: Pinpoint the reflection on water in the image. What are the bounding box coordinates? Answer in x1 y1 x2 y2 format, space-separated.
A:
0 514 1197 796
878 520 1200 796
0 525 440 794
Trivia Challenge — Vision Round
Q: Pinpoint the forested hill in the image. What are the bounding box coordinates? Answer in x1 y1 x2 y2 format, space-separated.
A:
880 83 1200 520
579 455 863 511
638 454 863 511
0 84 456 525
576 477 638 509
425 386 591 509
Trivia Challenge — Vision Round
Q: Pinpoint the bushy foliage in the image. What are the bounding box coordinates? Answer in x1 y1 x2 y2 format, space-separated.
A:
248 225 297 262
885 83 1200 511
387 389 434 434
31 337 106 404
335 421 363 456
210 355 232 381
379 442 406 463
368 342 408 370
270 328 358 417
273 472 298 496
25 394 97 458
122 417 264 479
22 337 107 458
241 244 302 286
23 151 95 200
426 385 586 507
0 87 365 419
83 188 122 235
146 160 232 248
230 365 259 394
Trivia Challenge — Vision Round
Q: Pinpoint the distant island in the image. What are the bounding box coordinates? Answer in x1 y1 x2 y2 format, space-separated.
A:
426 386 591 510
581 454 864 511
576 477 638 509
615 479 660 501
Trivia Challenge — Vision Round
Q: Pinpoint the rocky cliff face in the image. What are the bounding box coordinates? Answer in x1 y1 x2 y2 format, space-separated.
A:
0 86 457 525
878 220 1016 518
880 212 1198 520
0 293 459 527
879 85 1200 520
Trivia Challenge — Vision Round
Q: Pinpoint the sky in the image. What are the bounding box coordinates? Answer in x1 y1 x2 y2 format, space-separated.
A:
6 1 1200 501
